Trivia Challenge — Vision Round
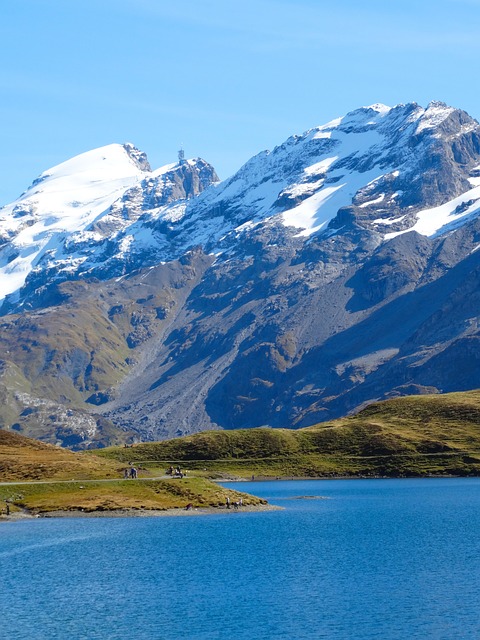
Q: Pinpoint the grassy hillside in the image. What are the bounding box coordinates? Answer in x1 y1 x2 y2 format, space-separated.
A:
2 390 479 517
95 390 480 478
0 430 266 516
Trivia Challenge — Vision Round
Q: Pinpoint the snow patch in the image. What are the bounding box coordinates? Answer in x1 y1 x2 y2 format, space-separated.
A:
385 187 480 239
359 193 385 208
373 215 406 226
282 185 344 236
304 157 338 176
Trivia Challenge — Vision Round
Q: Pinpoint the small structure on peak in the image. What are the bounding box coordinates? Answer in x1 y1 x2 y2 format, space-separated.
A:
178 147 186 165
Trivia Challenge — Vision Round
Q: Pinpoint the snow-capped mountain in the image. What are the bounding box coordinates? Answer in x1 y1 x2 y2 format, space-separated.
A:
0 144 217 309
2 101 480 314
0 101 479 447
0 144 148 301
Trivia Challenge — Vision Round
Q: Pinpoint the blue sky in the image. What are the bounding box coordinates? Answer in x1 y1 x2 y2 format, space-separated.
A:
1 0 480 205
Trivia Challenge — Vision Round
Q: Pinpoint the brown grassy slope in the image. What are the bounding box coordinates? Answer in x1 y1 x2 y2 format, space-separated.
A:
0 429 119 481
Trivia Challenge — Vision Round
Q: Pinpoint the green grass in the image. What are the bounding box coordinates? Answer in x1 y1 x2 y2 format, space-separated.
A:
95 390 480 478
0 477 265 515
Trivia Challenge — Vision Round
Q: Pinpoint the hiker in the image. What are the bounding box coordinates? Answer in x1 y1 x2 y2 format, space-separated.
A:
226 496 230 509
130 467 137 479
5 501 10 516
124 468 129 479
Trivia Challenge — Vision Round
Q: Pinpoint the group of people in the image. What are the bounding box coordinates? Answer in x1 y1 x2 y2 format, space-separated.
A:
226 496 243 510
122 464 188 480
166 466 186 478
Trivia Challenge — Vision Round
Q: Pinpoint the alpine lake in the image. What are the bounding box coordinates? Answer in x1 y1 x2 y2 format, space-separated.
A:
1 477 479 639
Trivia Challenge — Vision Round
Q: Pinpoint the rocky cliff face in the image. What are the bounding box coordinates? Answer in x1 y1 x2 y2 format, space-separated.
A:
1 102 480 447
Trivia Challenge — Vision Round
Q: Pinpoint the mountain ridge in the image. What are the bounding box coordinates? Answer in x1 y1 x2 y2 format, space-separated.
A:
3 100 480 314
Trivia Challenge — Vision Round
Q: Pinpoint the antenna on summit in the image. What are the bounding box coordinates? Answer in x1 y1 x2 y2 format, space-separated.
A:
178 146 185 165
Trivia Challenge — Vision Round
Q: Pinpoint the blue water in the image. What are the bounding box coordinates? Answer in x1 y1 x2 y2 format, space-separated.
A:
1 478 480 640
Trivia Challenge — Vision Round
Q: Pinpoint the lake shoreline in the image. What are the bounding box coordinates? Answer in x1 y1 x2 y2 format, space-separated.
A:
2 475 476 522
0 503 282 521
217 472 476 482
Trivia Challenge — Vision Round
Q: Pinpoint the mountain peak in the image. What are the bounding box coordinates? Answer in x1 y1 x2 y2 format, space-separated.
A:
415 101 457 131
352 102 391 116
0 144 218 306
340 102 391 124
